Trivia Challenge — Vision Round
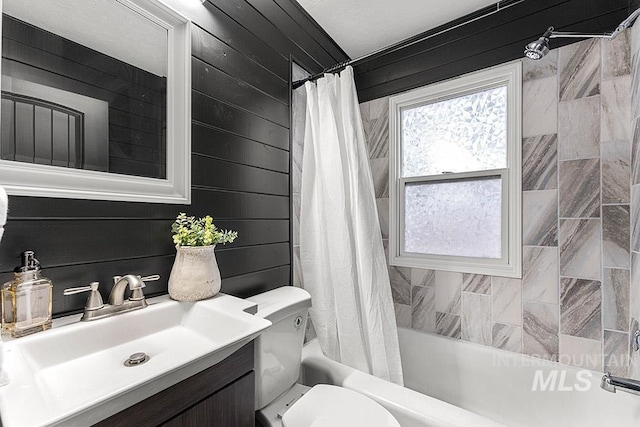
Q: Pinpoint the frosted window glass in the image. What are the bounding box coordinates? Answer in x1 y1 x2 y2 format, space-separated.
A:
401 86 507 178
404 178 502 258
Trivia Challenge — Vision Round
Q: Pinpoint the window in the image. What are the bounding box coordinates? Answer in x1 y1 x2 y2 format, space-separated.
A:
388 62 522 277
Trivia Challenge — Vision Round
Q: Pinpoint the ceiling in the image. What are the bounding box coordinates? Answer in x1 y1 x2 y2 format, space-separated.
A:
297 0 501 59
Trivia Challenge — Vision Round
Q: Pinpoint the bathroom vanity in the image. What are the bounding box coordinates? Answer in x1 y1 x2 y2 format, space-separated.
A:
0 294 270 426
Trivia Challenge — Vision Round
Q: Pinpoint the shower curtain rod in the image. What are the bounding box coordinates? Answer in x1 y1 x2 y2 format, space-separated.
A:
292 0 525 90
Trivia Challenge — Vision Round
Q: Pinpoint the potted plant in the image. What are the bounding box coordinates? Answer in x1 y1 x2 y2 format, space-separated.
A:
168 213 238 301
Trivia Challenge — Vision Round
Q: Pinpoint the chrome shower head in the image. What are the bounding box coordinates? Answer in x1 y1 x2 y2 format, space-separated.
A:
524 27 553 60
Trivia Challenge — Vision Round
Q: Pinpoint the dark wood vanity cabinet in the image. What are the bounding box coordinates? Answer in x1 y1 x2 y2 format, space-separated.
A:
94 341 255 427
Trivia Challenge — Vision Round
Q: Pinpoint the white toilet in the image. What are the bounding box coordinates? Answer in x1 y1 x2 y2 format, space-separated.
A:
248 286 400 427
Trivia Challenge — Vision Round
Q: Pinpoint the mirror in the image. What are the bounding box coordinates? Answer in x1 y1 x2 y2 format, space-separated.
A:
0 0 191 204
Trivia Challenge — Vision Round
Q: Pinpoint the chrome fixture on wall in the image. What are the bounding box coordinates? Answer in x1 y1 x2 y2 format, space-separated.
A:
524 8 640 60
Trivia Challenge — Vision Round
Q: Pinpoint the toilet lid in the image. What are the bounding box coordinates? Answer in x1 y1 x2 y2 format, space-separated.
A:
281 384 400 427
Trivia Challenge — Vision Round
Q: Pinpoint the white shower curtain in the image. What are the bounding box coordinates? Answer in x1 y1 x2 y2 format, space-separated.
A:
300 66 403 386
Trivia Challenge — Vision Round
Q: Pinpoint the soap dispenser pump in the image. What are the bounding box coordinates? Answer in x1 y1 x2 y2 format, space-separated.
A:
1 251 53 337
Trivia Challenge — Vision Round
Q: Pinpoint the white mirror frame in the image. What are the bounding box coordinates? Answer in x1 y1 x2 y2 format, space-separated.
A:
0 0 192 204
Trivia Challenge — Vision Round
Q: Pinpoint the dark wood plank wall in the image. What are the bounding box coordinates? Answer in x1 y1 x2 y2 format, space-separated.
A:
0 0 347 317
354 0 631 102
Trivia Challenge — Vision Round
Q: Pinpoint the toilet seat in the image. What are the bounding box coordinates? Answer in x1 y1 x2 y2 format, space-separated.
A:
281 384 400 427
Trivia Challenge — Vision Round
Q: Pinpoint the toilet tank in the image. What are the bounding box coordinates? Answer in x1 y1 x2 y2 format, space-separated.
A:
247 286 312 410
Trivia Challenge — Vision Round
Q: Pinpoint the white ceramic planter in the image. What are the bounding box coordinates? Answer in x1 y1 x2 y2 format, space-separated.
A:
168 245 221 301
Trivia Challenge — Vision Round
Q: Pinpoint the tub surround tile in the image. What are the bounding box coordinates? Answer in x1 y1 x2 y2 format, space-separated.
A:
631 253 640 321
559 335 602 371
558 38 600 101
376 198 389 239
560 278 602 340
368 96 389 121
389 265 411 305
522 134 557 191
559 219 602 280
632 187 640 252
602 30 631 80
559 158 600 218
601 76 632 142
492 277 522 326
523 246 558 304
492 323 522 353
359 100 370 127
411 268 435 287
604 330 630 376
523 301 559 361
293 246 302 287
523 76 558 137
292 193 300 246
435 271 462 315
367 117 389 159
370 157 389 198
602 139 631 204
436 312 461 339
523 50 558 81
603 269 630 332
602 205 630 268
523 190 558 246
558 96 600 160
462 292 491 345
411 286 435 333
394 303 412 328
462 274 491 294
632 119 640 185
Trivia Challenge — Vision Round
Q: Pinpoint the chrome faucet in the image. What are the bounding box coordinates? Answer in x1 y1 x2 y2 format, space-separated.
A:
601 372 640 396
64 274 159 321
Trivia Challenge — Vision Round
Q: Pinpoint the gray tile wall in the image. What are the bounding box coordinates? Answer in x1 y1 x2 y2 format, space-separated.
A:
358 32 637 375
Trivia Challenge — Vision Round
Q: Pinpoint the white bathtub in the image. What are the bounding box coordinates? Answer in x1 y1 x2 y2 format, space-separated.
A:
301 328 640 426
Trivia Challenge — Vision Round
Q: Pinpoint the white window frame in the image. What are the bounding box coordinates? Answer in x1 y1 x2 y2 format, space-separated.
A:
388 61 522 278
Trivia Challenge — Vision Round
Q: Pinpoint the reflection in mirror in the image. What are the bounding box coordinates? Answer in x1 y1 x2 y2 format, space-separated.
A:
0 0 191 204
2 0 167 179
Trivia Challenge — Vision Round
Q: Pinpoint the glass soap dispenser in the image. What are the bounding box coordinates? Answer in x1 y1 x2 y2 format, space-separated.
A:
1 251 53 338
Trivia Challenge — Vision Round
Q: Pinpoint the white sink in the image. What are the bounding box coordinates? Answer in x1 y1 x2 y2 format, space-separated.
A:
0 294 270 427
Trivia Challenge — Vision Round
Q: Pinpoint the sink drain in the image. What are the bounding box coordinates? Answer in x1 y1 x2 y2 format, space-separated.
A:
124 352 150 367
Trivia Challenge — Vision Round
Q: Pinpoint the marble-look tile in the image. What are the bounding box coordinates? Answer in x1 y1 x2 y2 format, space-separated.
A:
462 274 491 294
523 50 558 81
560 219 602 280
369 96 389 120
560 278 602 340
602 205 630 268
557 96 600 160
559 158 600 218
523 301 559 361
523 190 558 246
492 323 522 353
602 139 631 204
394 303 412 328
604 330 630 377
632 119 640 185
359 101 370 130
292 193 300 246
411 286 435 333
389 265 411 305
462 292 491 345
523 76 558 138
376 198 389 239
436 312 461 339
603 268 630 332
558 38 600 101
435 271 462 315
492 277 522 326
559 335 602 371
631 253 640 322
293 246 302 287
523 246 558 304
601 76 632 143
367 117 389 159
602 30 631 80
633 186 640 252
370 157 389 198
522 134 557 191
411 268 435 287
